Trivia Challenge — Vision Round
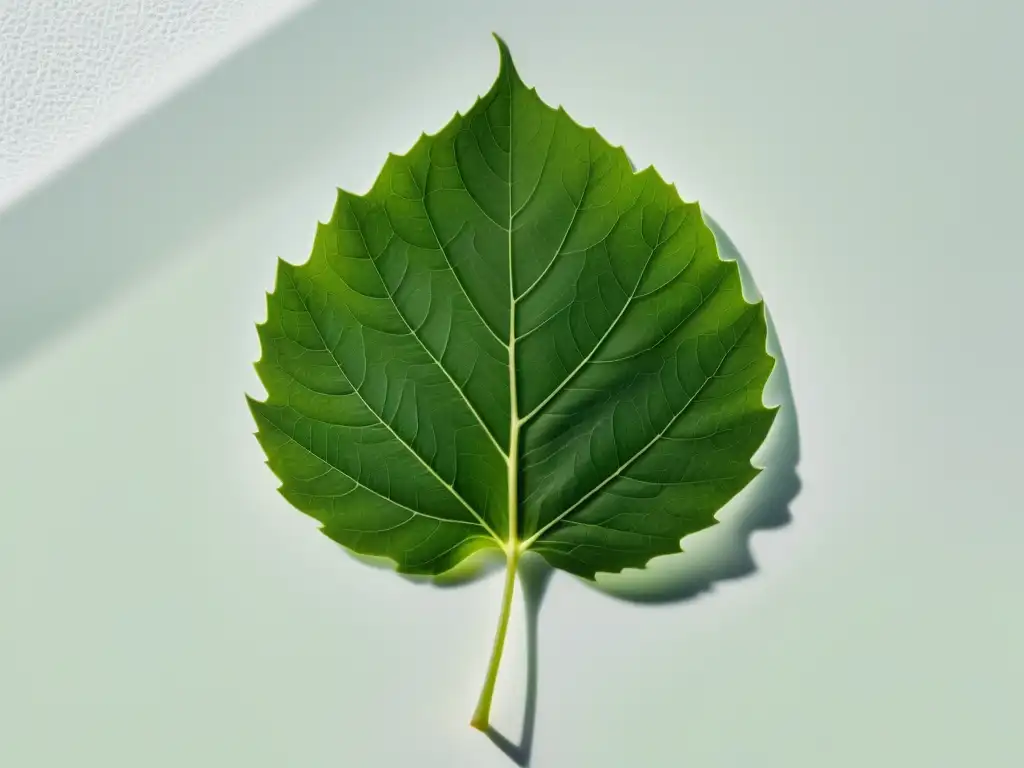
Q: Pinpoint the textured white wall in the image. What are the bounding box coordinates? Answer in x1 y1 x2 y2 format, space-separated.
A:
0 0 310 209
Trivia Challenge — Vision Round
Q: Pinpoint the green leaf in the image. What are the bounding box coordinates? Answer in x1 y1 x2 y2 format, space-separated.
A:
247 35 777 731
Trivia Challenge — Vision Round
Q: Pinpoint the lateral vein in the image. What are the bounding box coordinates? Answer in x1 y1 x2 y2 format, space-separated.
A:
283 268 503 544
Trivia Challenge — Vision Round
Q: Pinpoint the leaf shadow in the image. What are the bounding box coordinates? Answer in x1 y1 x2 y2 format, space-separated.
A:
588 212 802 604
346 214 799 764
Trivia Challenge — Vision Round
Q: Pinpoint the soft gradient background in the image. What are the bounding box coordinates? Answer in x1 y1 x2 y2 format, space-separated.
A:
2 1 1021 766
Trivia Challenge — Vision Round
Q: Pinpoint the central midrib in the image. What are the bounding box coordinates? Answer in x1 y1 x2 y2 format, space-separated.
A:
506 73 520 556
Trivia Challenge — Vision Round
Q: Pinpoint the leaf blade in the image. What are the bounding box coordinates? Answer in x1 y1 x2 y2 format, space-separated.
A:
250 37 778 580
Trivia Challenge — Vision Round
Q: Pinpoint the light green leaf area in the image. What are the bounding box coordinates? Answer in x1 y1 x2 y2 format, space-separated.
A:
248 36 777 583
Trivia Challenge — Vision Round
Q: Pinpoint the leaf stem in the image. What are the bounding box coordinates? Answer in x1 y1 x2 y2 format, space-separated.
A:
471 45 522 734
470 548 519 731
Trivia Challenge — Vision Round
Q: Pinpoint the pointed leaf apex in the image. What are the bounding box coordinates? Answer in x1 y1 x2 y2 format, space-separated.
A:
492 33 522 85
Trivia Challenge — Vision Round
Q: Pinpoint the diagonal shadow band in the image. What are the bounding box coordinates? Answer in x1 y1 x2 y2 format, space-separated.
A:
0 0 481 378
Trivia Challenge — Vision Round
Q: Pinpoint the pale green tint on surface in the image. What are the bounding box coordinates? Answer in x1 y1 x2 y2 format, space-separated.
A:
1 1 1022 766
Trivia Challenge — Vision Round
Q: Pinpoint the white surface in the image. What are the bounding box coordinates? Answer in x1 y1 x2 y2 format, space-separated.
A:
0 0 311 209
1 1 1022 766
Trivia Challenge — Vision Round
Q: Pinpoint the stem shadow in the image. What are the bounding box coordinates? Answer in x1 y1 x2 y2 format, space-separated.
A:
484 553 552 767
347 214 799 763
347 547 551 765
481 214 797 764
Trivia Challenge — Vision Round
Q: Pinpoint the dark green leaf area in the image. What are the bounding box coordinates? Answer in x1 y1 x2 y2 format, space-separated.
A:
249 39 776 579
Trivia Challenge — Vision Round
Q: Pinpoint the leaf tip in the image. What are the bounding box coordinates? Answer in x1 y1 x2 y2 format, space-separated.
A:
491 32 522 85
